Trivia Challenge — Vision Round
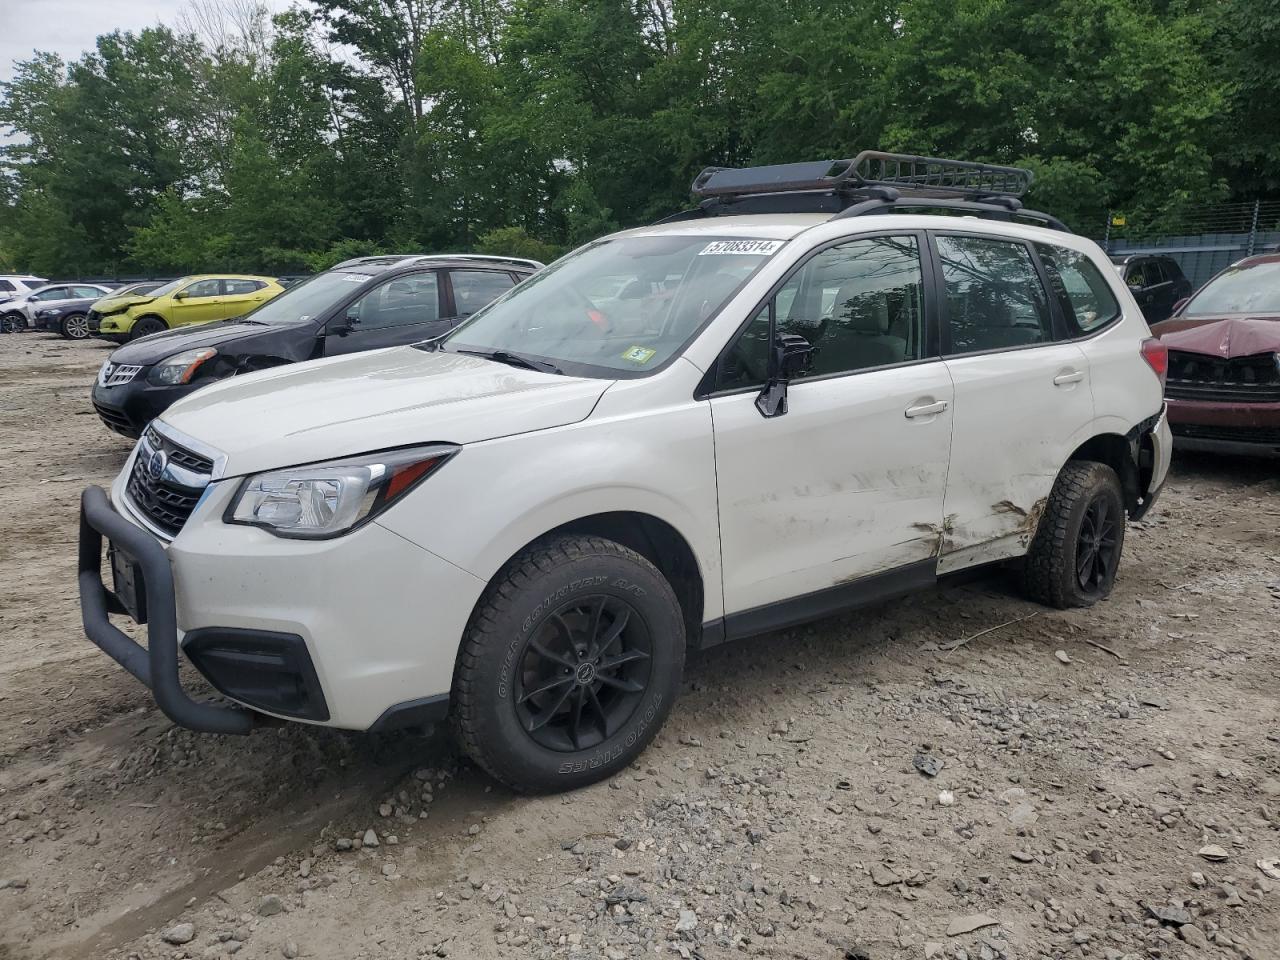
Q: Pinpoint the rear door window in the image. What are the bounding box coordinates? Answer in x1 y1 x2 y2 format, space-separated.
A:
1144 261 1167 286
1036 243 1122 334
935 235 1052 353
224 279 264 295
449 269 516 319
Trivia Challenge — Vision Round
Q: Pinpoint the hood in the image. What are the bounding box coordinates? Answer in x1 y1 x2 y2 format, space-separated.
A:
110 319 302 365
160 347 613 476
1151 315 1280 358
94 293 158 314
36 296 97 315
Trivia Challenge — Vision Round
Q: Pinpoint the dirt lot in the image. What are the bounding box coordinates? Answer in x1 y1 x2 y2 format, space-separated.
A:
1 335 1278 960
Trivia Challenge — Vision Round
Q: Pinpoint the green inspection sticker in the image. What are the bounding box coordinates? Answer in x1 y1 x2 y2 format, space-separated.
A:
621 345 657 365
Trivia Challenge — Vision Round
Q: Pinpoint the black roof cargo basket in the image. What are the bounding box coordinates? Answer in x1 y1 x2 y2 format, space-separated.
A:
663 150 1068 232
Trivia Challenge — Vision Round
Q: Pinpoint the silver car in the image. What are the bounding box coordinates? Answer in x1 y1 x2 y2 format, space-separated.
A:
1 283 112 333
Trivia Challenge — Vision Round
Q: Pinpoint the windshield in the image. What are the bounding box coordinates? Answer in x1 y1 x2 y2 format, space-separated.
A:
440 234 784 376
139 277 185 299
115 281 163 297
240 270 372 324
1186 260 1280 316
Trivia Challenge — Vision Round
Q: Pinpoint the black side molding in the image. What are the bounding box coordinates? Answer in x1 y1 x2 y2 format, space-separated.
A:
699 559 937 648
78 485 255 734
366 693 451 733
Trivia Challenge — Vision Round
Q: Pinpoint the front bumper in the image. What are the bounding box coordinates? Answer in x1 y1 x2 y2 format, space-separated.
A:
78 485 256 733
78 471 484 732
1166 397 1280 456
92 374 200 439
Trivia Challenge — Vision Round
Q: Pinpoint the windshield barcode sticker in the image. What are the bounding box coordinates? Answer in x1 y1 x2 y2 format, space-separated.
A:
697 239 785 257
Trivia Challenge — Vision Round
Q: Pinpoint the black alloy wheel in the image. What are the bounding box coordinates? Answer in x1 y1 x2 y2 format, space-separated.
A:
514 595 652 753
452 534 684 792
1021 459 1125 609
1076 495 1119 593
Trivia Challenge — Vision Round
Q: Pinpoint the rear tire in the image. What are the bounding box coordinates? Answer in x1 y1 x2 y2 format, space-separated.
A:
1021 461 1125 609
60 313 90 340
131 316 165 340
452 535 684 793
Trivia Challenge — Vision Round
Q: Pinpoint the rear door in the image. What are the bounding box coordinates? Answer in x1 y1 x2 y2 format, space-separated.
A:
709 231 953 621
324 270 448 357
221 279 270 318
932 231 1094 573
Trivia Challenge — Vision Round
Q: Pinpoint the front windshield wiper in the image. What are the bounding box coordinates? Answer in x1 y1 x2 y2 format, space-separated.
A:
453 347 564 375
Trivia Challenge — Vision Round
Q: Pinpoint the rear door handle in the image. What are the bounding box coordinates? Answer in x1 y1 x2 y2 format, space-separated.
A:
905 400 948 419
1053 370 1084 386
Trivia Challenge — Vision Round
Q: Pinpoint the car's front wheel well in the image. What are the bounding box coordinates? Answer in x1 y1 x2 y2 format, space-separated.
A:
1067 433 1140 515
489 512 704 652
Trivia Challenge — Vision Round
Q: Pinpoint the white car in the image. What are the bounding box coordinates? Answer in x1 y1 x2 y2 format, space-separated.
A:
0 274 48 302
3 281 113 331
79 153 1172 792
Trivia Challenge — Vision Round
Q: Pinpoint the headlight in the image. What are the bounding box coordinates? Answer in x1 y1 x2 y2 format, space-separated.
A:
225 445 458 539
149 348 216 385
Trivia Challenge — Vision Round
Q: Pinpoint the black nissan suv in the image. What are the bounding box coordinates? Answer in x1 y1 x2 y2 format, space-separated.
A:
91 254 542 438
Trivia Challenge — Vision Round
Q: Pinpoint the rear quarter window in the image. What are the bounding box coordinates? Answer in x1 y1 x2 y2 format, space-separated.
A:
1036 243 1122 334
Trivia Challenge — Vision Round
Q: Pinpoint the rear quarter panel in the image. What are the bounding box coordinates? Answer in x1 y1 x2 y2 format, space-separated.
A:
1081 262 1166 436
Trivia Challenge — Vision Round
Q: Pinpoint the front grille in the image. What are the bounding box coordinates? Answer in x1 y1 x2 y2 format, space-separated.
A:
93 401 135 437
98 362 143 387
125 427 213 537
1172 423 1280 446
1166 350 1280 403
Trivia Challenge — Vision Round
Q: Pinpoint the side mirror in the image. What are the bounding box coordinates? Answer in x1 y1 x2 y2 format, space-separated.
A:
173 290 188 300
755 333 813 419
1170 297 1189 316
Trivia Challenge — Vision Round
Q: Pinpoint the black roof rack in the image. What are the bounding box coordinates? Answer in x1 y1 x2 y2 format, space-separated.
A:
661 150 1068 232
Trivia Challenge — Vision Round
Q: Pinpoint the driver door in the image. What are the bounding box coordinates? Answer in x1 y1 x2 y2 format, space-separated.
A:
707 232 953 626
324 270 447 356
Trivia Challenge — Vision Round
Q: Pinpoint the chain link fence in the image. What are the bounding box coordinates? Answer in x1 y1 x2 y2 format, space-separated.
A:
1076 201 1280 288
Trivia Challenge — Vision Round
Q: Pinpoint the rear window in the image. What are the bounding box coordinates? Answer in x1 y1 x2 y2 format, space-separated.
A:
1036 243 1121 334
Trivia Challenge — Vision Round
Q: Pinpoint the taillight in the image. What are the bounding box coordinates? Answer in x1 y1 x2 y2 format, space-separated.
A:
1141 337 1168 388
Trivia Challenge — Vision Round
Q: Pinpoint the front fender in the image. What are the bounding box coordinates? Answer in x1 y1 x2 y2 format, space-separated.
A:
375 400 725 621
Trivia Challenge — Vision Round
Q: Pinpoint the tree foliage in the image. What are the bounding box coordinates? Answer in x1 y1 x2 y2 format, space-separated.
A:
0 0 1269 276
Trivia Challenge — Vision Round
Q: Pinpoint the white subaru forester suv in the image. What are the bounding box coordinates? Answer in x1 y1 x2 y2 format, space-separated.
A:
79 153 1172 792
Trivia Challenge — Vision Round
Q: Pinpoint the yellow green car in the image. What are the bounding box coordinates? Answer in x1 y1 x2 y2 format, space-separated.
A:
95 274 284 342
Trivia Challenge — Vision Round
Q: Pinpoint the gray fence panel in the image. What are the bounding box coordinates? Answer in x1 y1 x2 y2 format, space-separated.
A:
1107 231 1280 288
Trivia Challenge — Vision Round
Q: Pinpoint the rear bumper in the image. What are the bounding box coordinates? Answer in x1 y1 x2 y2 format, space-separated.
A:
1130 406 1172 521
1166 397 1280 455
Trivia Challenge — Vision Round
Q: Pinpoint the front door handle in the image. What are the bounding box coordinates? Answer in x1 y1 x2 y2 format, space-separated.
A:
1053 370 1085 386
904 399 948 419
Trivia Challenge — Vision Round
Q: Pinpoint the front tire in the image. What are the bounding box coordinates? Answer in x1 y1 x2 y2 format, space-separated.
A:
2 312 24 333
453 535 685 793
60 313 90 340
131 316 166 340
1021 461 1125 609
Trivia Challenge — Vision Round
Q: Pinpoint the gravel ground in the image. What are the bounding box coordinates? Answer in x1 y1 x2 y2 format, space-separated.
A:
1 335 1278 960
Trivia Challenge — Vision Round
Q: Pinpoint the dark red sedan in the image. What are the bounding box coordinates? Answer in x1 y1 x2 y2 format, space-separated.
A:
1152 253 1280 456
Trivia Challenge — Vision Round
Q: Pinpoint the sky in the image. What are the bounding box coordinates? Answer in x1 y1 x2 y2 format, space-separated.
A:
0 0 288 84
